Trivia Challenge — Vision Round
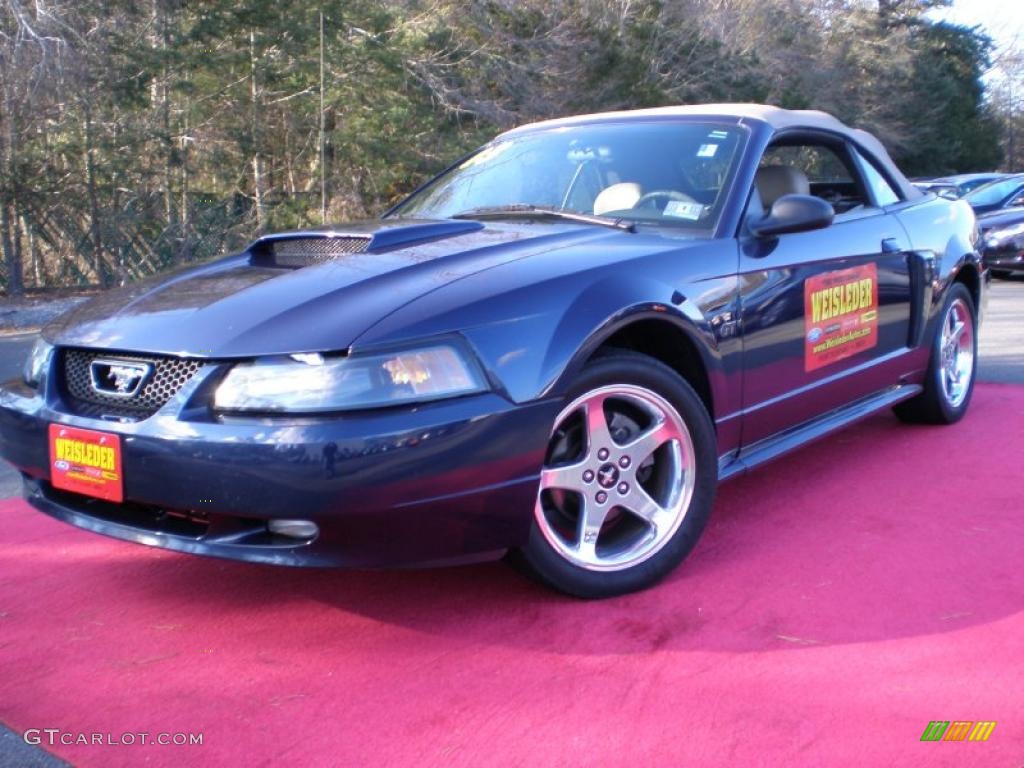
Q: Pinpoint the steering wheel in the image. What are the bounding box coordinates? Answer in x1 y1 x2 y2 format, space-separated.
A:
633 190 698 211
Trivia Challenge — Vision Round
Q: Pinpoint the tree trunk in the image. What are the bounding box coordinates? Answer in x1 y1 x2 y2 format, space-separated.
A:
178 71 192 263
0 60 24 296
153 0 175 234
250 29 266 230
11 207 23 287
0 204 20 295
83 99 108 288
23 214 41 288
319 10 327 224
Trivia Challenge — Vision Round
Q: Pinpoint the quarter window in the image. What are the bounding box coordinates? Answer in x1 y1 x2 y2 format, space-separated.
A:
852 149 901 206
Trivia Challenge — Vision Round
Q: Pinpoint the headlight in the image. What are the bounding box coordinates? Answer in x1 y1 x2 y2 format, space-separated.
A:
22 338 54 387
984 221 1024 248
213 342 488 413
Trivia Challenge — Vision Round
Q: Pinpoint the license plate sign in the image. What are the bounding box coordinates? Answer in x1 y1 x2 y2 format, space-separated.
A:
48 425 124 502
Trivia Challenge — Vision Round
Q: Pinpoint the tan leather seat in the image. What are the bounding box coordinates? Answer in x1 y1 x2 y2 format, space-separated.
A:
755 165 810 208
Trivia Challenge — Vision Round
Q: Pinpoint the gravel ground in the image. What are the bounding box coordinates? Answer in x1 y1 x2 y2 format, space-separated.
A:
0 295 92 333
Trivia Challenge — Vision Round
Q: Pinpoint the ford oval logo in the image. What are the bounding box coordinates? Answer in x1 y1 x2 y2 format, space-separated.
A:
807 327 823 343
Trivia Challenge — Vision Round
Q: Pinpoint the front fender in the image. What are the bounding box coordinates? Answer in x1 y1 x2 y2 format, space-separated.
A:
352 238 742 422
541 276 721 400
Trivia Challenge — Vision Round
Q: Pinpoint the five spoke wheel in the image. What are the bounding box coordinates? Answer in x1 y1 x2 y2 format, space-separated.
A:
535 384 696 572
939 296 974 409
893 282 977 425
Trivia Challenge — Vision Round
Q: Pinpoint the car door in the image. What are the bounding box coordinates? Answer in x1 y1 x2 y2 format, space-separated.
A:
737 134 915 446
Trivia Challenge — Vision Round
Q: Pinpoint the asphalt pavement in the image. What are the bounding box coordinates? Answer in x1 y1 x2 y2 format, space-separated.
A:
978 276 1024 383
0 332 34 383
0 333 36 498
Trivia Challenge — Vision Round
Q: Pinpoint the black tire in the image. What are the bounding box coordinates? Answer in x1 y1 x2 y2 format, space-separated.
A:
514 350 717 598
990 269 1011 279
893 282 977 425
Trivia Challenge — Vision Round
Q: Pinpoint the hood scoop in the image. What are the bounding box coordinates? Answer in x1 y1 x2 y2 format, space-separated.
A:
248 219 485 268
259 235 371 268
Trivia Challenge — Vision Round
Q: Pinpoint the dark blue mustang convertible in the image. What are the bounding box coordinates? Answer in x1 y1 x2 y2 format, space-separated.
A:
0 105 983 597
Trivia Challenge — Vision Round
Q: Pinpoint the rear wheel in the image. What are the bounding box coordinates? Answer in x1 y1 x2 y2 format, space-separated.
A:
894 282 977 424
517 351 717 598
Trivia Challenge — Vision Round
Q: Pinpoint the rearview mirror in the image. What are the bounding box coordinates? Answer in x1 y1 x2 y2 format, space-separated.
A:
750 194 835 238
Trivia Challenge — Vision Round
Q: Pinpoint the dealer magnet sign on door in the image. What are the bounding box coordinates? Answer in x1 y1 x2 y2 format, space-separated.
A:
804 263 879 372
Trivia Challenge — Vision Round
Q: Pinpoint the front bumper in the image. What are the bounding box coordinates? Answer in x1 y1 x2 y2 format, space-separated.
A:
983 243 1024 273
0 366 558 567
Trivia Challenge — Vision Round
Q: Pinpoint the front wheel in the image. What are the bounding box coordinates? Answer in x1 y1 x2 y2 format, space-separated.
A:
516 351 717 598
894 282 977 424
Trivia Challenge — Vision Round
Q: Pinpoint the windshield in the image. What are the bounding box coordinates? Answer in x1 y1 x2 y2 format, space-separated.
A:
965 176 1024 206
390 121 747 232
957 177 999 195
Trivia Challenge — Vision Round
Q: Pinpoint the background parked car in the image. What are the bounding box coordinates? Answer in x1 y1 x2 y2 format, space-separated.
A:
978 208 1024 278
963 174 1024 214
912 181 959 199
928 173 1009 197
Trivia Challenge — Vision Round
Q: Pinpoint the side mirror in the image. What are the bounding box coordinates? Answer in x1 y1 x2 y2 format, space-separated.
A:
750 194 835 238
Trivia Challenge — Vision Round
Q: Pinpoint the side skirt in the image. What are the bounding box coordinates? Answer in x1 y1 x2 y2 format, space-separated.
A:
717 383 923 482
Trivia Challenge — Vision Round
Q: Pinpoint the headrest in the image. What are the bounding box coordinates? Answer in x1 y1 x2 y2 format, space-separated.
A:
756 165 810 208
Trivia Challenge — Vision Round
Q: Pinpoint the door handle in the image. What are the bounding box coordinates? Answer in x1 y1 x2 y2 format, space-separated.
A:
881 237 902 254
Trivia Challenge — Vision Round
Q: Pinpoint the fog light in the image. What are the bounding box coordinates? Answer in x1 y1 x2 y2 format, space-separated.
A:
267 519 319 539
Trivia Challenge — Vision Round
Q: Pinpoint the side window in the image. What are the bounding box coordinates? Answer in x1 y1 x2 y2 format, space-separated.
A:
851 148 901 206
761 145 853 186
759 141 869 215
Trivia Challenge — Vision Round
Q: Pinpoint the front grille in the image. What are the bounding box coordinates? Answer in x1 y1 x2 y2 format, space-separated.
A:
62 348 207 418
268 236 371 267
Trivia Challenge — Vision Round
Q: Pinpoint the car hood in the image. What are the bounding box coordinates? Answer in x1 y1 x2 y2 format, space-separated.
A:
976 209 1024 232
44 218 624 357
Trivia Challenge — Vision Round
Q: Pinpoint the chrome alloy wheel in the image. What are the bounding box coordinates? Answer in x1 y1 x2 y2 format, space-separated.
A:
534 384 696 572
939 296 974 409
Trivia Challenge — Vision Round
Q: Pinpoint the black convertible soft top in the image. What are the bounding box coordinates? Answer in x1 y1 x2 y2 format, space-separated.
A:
504 103 922 202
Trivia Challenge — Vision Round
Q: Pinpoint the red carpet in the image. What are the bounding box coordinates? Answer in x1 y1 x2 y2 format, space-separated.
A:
1 383 1022 767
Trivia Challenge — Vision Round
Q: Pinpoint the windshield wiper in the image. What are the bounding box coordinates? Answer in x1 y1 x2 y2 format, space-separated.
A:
451 205 636 232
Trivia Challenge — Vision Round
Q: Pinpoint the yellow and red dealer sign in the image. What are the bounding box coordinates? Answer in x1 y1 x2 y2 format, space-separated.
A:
804 263 879 372
48 425 124 502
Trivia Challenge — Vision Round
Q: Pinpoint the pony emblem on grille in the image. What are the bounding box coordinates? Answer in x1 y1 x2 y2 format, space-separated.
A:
89 360 153 398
